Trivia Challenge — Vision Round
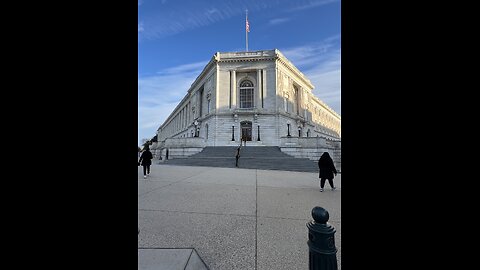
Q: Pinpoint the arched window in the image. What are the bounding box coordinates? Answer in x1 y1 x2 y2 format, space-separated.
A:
239 80 254 108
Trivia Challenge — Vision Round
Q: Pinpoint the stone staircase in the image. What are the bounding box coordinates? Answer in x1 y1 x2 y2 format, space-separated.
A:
161 146 319 173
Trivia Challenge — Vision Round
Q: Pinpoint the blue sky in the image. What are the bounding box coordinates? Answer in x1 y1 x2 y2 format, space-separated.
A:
138 0 341 145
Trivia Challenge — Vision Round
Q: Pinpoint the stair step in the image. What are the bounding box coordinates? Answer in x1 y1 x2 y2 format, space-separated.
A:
163 146 320 172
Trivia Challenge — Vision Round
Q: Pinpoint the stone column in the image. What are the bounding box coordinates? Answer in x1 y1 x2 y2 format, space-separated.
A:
229 71 232 108
257 69 262 109
262 69 266 108
299 88 303 117
231 70 237 108
197 90 203 118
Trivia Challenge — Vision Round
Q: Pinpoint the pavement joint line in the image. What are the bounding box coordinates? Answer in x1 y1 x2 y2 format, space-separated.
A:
255 169 258 270
157 164 319 173
138 180 258 198
138 179 260 197
257 185 340 191
194 248 212 270
139 179 339 191
138 182 175 197
137 168 212 197
166 180 257 188
138 247 196 249
183 249 194 270
138 208 256 218
138 181 340 192
254 170 258 269
138 209 341 223
258 215 325 222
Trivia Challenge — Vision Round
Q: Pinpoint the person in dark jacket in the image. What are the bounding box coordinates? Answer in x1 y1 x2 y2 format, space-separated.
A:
235 146 241 167
318 152 337 192
138 146 153 179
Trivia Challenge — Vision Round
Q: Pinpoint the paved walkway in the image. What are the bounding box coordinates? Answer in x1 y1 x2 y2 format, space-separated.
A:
138 164 341 270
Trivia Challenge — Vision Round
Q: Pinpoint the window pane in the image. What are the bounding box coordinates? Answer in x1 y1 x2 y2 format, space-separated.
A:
240 87 254 108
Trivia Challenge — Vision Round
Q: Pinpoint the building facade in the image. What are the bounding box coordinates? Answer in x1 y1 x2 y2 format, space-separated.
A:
153 49 340 162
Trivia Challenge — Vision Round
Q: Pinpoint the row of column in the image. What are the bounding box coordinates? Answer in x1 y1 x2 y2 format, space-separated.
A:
163 99 194 138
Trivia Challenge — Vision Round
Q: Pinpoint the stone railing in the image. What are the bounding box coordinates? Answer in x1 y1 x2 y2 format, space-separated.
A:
164 137 206 148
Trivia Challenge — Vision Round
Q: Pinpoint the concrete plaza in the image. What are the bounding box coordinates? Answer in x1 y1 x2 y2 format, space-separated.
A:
138 164 341 270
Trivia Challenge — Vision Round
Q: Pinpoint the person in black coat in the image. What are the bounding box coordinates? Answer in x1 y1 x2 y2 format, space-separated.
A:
318 152 338 192
235 146 241 167
138 146 153 179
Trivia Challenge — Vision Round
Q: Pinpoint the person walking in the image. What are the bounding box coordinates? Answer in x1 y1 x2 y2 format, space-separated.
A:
235 146 241 167
138 146 153 179
318 152 337 192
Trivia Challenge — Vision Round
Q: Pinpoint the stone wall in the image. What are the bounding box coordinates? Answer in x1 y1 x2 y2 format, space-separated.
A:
156 138 206 160
280 137 341 171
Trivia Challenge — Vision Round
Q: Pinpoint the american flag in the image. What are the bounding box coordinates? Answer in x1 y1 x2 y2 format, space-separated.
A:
246 18 250 33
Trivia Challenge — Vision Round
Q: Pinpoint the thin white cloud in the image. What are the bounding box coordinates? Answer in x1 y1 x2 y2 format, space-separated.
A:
306 52 341 115
269 18 290 25
280 36 341 115
138 0 143 6
138 0 335 41
280 34 339 67
139 5 231 40
157 61 208 75
308 66 341 114
138 22 144 33
291 0 339 11
138 60 208 144
206 8 219 15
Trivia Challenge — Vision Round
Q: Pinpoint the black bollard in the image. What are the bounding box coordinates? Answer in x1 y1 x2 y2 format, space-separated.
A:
306 206 338 270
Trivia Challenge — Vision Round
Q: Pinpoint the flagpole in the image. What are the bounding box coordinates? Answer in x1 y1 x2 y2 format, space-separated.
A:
246 9 248 52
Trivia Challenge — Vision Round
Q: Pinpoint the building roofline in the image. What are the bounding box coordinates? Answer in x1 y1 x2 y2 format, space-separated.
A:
274 49 314 89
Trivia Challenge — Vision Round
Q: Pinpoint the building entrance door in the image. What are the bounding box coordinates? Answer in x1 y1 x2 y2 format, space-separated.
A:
241 121 252 141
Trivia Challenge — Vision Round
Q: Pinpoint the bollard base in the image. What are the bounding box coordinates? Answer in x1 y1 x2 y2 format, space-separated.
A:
309 252 338 270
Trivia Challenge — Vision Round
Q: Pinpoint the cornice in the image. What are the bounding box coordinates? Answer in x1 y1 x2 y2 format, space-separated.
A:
217 57 276 63
275 50 314 89
216 50 276 64
189 56 216 94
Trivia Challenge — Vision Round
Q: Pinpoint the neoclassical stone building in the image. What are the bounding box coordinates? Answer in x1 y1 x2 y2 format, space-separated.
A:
153 49 340 161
